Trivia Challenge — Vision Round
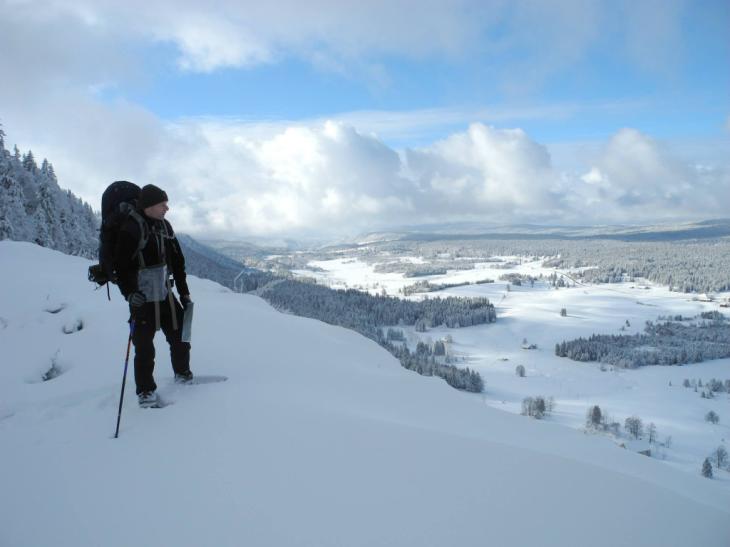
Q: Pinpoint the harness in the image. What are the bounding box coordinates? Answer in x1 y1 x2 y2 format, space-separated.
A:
128 208 179 332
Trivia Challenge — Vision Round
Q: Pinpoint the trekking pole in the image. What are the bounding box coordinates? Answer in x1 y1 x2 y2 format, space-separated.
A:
114 320 135 439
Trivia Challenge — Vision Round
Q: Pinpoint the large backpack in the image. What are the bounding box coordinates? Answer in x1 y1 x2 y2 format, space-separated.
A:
87 181 149 293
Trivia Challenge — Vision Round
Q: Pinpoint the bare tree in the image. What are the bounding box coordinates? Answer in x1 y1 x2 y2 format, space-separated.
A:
515 365 526 378
647 422 657 444
521 396 550 419
624 416 644 439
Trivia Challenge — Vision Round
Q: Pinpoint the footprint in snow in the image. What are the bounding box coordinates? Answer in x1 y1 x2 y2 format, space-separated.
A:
62 318 84 334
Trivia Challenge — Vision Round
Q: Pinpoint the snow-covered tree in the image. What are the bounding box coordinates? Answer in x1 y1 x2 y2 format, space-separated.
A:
586 405 602 429
433 340 446 356
522 396 550 419
22 150 38 173
711 446 728 470
705 411 719 424
701 458 713 479
0 126 98 257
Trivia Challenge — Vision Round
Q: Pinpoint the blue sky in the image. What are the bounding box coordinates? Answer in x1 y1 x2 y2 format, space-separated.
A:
1 0 728 237
118 0 728 145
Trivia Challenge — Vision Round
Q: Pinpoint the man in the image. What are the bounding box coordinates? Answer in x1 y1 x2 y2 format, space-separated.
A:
115 183 193 407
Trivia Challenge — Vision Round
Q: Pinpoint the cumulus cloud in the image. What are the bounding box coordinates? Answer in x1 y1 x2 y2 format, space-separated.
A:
5 99 729 237
1 0 724 238
405 124 559 220
567 128 730 223
137 122 727 237
133 121 569 236
141 120 415 236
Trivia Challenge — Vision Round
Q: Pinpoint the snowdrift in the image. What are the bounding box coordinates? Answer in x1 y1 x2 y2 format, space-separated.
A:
1 241 728 547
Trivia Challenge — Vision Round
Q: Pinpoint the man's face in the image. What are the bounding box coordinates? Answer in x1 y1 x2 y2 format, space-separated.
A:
144 201 169 220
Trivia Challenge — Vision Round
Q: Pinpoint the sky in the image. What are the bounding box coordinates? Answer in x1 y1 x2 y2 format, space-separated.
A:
1 0 728 239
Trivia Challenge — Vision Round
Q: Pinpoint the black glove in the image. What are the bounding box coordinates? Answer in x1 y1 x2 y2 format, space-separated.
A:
180 294 192 310
127 291 146 308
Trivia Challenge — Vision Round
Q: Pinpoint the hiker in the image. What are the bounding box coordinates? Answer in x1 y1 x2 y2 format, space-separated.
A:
115 184 193 407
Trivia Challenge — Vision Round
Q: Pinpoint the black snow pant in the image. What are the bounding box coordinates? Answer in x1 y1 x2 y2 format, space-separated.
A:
130 297 191 395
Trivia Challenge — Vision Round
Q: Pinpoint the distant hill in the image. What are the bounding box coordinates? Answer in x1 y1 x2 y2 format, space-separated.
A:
177 234 247 290
347 219 730 246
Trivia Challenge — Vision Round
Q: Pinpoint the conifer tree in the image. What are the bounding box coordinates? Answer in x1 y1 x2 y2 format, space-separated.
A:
587 405 602 428
712 446 728 469
701 458 713 478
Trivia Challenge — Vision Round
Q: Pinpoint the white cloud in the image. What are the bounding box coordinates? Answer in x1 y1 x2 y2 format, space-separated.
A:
404 124 559 220
144 120 414 236
138 120 569 236
5 95 728 237
168 15 273 72
146 122 727 237
568 128 730 223
0 0 691 83
0 0 724 238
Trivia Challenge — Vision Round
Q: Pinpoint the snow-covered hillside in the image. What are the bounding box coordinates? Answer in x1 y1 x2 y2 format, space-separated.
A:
297 255 730 480
1 241 729 547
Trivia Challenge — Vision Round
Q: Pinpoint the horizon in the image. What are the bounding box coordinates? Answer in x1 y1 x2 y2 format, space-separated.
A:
1 0 728 239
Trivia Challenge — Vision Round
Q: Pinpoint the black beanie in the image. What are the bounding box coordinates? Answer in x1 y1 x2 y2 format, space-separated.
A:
139 184 168 209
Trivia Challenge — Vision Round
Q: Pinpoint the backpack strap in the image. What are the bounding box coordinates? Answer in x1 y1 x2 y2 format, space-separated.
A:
125 208 149 269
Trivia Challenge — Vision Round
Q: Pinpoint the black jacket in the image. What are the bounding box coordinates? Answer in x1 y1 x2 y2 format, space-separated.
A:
115 212 190 299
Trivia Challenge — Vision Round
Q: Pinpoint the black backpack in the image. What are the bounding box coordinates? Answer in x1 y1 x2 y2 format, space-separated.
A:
88 181 149 294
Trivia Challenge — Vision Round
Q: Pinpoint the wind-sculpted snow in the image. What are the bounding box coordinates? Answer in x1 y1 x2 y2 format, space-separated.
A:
557 312 730 368
1 241 730 547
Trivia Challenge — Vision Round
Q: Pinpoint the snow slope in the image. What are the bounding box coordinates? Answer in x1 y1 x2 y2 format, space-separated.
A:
298 255 730 481
1 241 729 547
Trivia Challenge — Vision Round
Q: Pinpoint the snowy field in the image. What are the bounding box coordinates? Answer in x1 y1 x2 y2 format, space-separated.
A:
2 241 730 547
294 255 730 483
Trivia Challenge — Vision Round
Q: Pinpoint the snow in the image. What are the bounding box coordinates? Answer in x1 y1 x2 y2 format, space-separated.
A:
296 256 730 480
1 241 730 547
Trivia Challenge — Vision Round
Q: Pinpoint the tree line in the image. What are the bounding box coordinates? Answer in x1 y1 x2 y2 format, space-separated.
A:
352 237 730 295
257 278 494 392
0 124 98 257
556 313 730 368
